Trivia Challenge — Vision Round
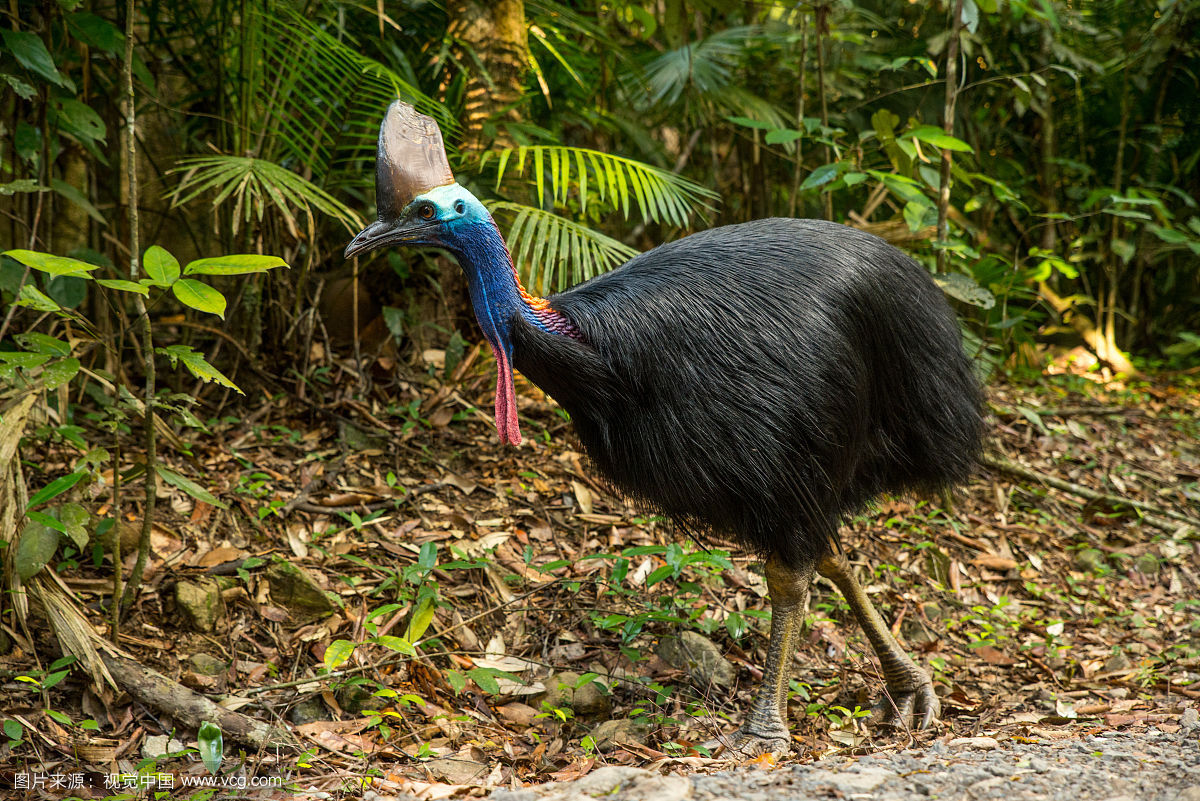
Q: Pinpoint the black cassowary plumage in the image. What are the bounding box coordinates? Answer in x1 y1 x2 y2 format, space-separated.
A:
513 218 982 567
345 102 985 752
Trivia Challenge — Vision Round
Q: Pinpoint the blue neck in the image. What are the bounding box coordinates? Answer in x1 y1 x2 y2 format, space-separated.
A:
443 220 551 351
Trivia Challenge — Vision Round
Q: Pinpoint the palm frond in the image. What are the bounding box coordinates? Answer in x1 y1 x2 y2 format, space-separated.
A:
249 5 449 182
481 146 716 227
631 26 764 108
168 156 363 237
488 201 639 293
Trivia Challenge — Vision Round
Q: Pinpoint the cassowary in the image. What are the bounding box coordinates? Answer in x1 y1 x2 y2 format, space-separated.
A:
346 102 983 756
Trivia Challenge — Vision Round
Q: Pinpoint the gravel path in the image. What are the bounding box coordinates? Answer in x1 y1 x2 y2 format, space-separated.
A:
490 722 1200 801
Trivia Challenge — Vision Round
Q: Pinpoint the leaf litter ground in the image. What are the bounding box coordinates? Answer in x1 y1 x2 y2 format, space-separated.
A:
3 357 1198 800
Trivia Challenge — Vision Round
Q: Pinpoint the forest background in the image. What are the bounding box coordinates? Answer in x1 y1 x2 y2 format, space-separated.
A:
1 0 1199 795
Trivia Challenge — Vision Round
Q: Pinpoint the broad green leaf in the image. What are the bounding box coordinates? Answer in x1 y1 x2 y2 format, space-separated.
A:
468 667 500 695
445 669 467 695
404 599 437 643
95 279 149 295
17 284 62 312
799 163 841 191
0 29 69 87
901 126 974 153
44 709 71 726
28 470 88 509
59 502 90 549
2 73 36 100
42 671 70 691
197 721 223 775
903 200 930 232
3 719 23 742
156 465 228 509
184 254 287 275
143 246 181 286
42 358 81 390
15 332 70 356
934 272 996 309
172 279 226 317
49 98 106 145
16 520 59 580
156 344 242 394
0 179 45 196
323 639 356 670
2 250 99 277
66 12 124 52
0 351 51 369
1147 225 1191 245
375 635 417 656
765 129 803 145
26 510 66 534
1111 238 1135 264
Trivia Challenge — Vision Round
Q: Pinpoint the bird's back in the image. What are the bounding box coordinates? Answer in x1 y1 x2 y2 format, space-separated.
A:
512 218 982 565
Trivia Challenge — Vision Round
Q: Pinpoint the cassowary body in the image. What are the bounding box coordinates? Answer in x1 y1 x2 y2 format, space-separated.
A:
346 102 983 756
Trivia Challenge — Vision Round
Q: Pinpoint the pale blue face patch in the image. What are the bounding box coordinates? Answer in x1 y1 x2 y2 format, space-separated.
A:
405 183 492 231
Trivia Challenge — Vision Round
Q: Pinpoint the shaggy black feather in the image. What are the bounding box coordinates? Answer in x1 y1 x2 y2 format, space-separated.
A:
512 218 983 567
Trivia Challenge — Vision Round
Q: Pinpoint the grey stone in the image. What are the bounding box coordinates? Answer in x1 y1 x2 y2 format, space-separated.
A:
536 671 580 711
533 672 611 719
266 560 336 623
188 652 227 676
1104 650 1133 673
588 718 650 752
1181 707 1199 730
337 683 388 714
501 766 690 801
656 631 736 688
567 766 690 801
571 679 612 719
141 734 185 760
175 578 225 633
812 767 895 793
949 736 1001 750
288 698 327 725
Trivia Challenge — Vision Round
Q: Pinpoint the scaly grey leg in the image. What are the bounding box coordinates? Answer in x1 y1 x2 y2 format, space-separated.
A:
817 551 940 729
710 554 814 758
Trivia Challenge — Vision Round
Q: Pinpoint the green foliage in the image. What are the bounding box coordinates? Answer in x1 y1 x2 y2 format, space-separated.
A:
2 244 281 595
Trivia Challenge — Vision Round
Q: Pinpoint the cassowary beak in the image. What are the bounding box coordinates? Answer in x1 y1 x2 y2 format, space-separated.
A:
343 218 439 259
344 220 391 259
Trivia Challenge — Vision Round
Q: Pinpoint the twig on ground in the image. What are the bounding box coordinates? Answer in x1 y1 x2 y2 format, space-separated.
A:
981 453 1198 531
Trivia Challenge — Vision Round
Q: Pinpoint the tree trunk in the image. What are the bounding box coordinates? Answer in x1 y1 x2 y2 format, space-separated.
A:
445 0 529 152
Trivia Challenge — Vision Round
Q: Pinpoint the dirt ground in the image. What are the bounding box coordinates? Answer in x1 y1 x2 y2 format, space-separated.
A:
2 356 1198 799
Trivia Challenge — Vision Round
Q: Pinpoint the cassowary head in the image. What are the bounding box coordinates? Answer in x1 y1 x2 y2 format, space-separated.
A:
344 101 493 257
345 101 531 446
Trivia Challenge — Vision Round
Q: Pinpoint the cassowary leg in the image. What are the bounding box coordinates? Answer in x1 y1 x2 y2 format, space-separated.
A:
816 551 940 729
711 554 814 758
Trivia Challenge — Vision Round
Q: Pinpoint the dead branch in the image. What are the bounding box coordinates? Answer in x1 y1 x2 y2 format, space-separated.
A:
100 652 291 750
981 453 1198 531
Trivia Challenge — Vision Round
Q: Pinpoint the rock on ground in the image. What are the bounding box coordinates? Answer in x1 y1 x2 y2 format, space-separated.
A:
487 726 1200 801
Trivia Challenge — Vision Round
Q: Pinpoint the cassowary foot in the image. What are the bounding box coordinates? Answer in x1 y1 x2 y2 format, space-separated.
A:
872 676 940 731
703 726 793 760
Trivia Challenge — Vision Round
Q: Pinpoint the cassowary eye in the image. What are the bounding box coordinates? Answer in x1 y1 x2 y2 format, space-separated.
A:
418 203 435 220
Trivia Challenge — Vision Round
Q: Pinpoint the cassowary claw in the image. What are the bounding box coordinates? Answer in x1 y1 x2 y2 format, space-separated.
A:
703 728 793 760
873 677 941 731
